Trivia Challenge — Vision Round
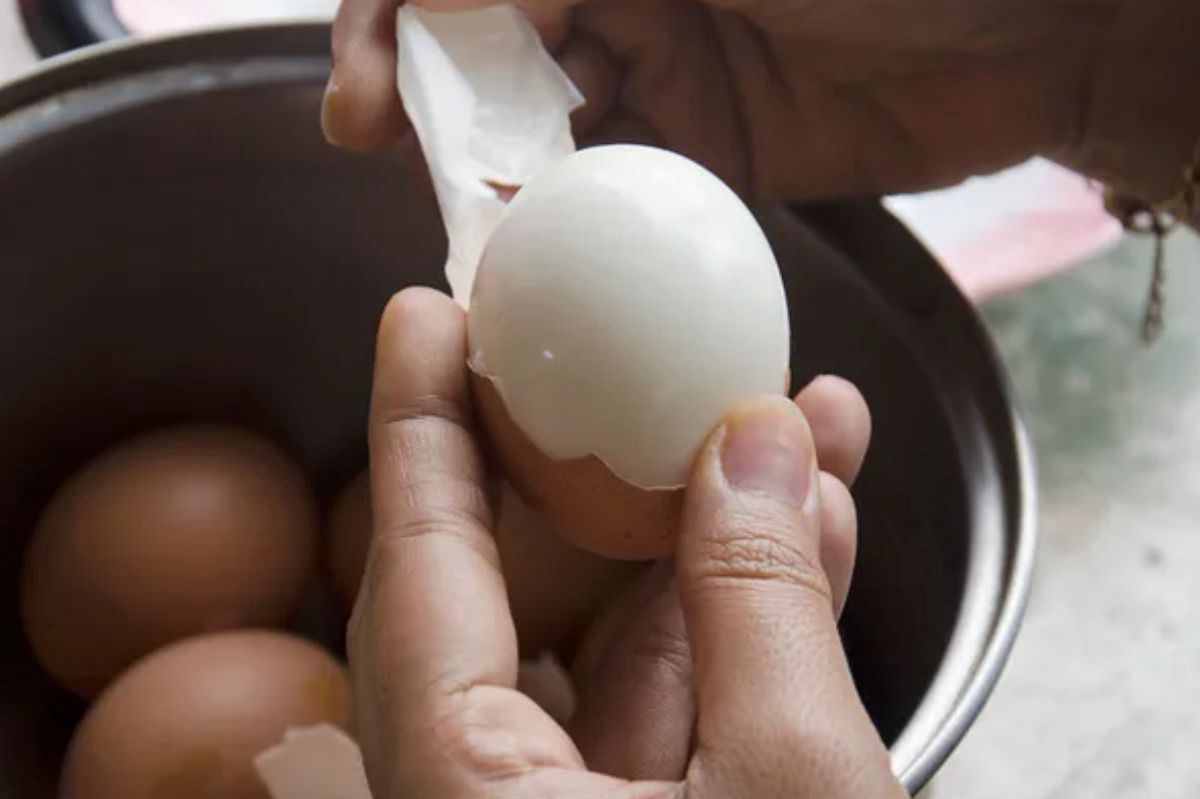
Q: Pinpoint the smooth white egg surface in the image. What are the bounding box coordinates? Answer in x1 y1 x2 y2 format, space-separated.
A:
468 144 790 489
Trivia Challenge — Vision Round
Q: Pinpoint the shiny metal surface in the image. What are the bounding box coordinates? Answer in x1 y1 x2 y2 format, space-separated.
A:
0 26 1035 797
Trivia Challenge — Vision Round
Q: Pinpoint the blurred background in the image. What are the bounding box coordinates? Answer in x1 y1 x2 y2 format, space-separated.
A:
2 2 1198 797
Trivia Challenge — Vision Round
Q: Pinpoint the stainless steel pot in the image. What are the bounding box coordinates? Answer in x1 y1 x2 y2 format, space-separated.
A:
0 25 1036 798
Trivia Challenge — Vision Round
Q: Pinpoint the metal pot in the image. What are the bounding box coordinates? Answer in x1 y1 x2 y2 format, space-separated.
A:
0 25 1036 797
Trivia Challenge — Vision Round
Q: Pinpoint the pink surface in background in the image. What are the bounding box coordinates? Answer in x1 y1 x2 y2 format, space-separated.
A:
886 159 1122 303
113 0 337 34
940 205 1121 302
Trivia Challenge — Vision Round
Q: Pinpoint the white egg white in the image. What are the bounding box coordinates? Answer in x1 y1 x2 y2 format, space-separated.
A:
468 144 790 490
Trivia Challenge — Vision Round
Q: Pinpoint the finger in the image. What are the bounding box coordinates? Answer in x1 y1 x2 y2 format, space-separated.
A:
349 288 521 797
568 564 694 781
517 0 572 49
794 375 872 486
517 653 578 724
818 471 857 618
568 475 858 781
676 397 896 795
559 32 620 139
324 0 408 151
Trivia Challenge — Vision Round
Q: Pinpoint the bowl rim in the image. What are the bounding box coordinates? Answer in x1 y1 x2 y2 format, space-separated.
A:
0 24 1038 795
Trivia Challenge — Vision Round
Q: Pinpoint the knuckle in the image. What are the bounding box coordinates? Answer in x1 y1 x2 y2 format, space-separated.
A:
691 501 832 603
377 400 472 439
374 501 500 570
429 688 538 782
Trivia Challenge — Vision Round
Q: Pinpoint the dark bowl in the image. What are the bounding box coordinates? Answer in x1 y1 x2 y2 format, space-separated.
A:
0 24 1035 797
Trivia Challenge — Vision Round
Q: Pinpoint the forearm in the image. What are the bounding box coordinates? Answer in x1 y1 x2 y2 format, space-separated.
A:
1063 1 1200 223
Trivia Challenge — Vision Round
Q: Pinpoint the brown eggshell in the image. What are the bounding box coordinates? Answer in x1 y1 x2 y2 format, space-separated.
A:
471 373 684 560
495 483 641 655
324 470 638 656
60 630 352 799
20 425 320 698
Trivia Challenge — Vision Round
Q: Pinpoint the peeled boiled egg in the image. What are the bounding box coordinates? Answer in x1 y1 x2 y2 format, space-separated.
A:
60 630 352 799
20 426 320 698
469 144 790 559
323 471 637 655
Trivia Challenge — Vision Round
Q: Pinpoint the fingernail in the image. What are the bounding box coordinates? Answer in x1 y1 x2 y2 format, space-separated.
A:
720 398 814 505
320 74 344 146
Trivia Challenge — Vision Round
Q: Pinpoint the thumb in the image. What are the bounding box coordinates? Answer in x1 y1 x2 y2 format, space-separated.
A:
676 397 901 797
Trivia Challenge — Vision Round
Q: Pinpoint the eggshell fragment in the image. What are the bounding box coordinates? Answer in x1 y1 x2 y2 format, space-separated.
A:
254 725 372 799
469 144 790 557
250 664 576 799
60 630 352 799
20 426 320 698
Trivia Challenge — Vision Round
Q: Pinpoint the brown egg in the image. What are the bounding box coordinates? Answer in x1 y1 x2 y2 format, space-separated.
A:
325 472 372 611
472 374 683 560
324 469 638 655
20 426 319 698
60 630 352 799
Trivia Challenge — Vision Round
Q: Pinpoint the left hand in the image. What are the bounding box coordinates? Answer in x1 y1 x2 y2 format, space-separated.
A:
323 0 1106 202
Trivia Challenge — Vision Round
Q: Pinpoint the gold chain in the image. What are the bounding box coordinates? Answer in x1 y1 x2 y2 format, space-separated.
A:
1102 139 1200 344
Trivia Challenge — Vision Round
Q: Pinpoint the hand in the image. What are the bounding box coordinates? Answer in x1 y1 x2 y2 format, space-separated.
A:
325 0 1200 208
566 375 871 780
349 287 906 799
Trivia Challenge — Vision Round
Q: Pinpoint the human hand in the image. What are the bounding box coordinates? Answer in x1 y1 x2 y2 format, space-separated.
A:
564 374 871 780
323 0 1198 205
349 287 905 798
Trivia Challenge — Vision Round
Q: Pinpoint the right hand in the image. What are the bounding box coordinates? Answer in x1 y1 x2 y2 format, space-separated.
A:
351 288 906 799
323 0 1199 205
565 374 871 780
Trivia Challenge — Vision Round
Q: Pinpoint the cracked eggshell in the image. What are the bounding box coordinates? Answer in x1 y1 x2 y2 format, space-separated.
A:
254 724 372 799
469 144 789 559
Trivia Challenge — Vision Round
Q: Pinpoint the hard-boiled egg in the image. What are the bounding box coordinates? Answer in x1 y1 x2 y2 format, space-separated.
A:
20 426 319 698
469 144 790 559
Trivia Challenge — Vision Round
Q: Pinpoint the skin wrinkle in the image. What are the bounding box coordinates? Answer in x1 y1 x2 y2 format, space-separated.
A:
374 397 475 432
373 494 495 558
687 497 832 603
435 690 570 779
625 621 693 691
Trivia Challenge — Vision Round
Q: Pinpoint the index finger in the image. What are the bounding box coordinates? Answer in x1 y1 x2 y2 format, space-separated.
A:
324 0 409 151
349 288 518 795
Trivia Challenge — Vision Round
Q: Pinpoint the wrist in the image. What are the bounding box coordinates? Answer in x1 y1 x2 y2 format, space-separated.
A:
1061 1 1200 213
